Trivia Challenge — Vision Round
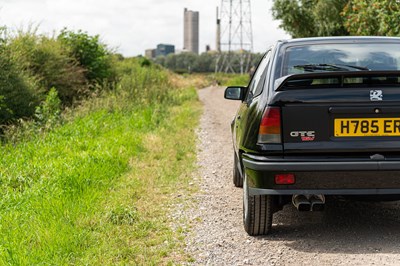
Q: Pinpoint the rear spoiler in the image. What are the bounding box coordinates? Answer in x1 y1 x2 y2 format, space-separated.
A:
274 70 400 91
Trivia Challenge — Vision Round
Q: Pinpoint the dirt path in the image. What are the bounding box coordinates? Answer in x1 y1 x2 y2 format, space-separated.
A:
184 85 400 265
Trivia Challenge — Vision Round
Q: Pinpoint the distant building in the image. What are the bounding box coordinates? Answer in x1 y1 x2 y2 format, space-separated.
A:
156 44 175 57
184 8 199 54
145 49 156 59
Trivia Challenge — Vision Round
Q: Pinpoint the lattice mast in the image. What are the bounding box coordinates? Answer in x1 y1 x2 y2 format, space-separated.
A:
216 0 254 74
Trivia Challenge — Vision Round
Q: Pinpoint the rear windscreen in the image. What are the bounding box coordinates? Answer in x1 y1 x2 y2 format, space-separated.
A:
282 43 400 77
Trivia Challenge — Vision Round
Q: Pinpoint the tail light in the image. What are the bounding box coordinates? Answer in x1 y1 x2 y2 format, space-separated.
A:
275 174 295 185
258 107 281 144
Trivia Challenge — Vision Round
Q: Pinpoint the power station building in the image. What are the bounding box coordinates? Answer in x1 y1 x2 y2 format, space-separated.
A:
156 44 175 57
183 8 199 54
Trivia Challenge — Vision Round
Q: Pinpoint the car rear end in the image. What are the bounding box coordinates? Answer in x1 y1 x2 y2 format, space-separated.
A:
245 38 400 196
244 72 400 196
240 37 400 235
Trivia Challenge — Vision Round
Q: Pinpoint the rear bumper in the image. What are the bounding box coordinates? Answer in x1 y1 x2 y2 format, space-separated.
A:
248 188 400 196
242 154 400 196
243 157 400 171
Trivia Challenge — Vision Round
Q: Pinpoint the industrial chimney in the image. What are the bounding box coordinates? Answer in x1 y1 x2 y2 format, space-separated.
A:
216 7 221 53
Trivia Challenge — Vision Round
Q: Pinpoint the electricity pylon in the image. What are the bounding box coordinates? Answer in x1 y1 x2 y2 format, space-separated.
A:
216 0 254 74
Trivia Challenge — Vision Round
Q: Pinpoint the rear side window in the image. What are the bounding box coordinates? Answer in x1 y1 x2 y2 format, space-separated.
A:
247 51 271 98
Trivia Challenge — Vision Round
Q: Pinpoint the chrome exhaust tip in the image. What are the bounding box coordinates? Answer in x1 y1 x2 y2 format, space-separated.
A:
310 195 325 212
292 195 311 211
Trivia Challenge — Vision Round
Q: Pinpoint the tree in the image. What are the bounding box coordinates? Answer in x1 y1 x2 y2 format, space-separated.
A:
271 0 317 37
153 52 262 74
342 0 400 36
271 0 349 37
194 53 215 72
313 0 349 36
175 52 198 73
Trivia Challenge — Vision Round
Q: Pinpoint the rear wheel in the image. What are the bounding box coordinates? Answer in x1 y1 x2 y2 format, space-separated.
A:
233 153 243 187
243 174 274 236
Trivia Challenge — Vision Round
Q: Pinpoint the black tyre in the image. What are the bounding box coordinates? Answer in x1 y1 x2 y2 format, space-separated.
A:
243 174 274 236
233 153 243 187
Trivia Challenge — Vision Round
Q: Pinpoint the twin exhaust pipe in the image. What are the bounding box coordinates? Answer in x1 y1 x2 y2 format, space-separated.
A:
292 194 325 212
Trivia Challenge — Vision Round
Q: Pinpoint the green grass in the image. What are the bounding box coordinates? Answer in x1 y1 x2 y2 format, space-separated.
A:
0 60 202 264
223 74 250 87
79 96 201 265
206 73 250 87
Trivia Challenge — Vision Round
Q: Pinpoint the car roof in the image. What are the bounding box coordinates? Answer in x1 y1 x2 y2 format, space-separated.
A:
277 36 400 46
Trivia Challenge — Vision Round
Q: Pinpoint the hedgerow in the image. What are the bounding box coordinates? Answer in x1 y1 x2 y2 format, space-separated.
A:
0 26 116 127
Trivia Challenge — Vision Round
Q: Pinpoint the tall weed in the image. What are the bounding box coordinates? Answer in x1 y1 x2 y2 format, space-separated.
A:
34 88 62 129
116 58 172 105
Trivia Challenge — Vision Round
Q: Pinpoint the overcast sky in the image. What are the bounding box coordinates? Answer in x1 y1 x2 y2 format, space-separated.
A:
0 0 290 57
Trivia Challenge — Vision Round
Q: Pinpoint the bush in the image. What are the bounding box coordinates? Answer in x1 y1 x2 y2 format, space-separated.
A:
0 43 39 124
0 26 122 128
8 30 88 104
58 29 116 85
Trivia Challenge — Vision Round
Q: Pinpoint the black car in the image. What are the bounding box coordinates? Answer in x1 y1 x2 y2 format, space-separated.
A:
225 37 400 236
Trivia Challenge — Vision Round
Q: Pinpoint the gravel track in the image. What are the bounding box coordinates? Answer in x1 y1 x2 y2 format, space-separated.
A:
183 85 400 266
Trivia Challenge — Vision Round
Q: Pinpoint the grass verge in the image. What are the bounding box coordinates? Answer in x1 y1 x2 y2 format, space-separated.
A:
78 88 201 265
0 62 202 264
